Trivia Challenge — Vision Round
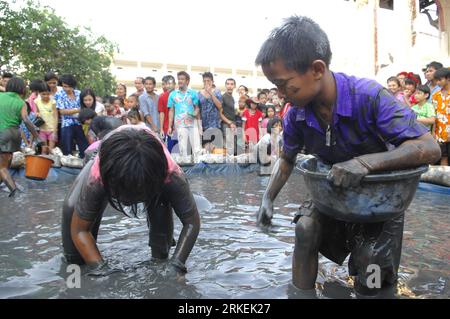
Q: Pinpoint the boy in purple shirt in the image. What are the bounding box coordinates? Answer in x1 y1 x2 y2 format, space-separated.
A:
255 16 440 297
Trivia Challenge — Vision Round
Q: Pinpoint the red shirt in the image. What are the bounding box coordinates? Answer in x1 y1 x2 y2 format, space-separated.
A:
158 91 170 134
243 108 263 143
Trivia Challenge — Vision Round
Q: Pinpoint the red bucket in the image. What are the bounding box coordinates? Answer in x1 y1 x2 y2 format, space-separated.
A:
25 155 54 180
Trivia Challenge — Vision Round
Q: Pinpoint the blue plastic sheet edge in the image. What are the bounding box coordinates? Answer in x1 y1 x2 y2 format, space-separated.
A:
8 164 450 195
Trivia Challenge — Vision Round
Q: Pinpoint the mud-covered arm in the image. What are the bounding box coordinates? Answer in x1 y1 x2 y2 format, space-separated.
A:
355 133 440 172
70 164 108 266
164 173 201 271
257 151 296 226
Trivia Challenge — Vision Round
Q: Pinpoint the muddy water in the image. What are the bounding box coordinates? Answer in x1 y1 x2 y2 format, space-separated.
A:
0 170 448 299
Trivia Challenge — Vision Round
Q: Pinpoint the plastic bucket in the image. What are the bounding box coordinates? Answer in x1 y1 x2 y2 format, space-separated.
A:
25 155 54 180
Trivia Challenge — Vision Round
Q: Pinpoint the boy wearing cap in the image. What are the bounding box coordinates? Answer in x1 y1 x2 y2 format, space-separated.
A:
255 15 440 297
424 61 443 102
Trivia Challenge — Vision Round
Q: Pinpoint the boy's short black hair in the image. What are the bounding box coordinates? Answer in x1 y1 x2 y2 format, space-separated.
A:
177 71 190 82
78 108 97 124
6 77 26 96
416 84 430 97
255 15 332 74
99 128 168 217
433 68 450 80
144 76 156 85
162 75 175 83
424 61 443 71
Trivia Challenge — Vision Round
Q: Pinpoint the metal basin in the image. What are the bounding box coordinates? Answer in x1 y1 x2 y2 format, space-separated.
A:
296 158 428 223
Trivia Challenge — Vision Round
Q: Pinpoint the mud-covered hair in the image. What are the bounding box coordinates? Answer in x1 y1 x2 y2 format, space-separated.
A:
255 15 332 74
99 128 168 217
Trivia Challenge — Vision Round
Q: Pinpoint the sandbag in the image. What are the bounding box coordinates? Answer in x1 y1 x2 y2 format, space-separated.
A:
420 165 450 187
10 152 25 168
61 155 84 169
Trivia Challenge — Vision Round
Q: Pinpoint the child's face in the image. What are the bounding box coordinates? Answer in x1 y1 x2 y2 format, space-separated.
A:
267 108 275 118
404 84 416 96
105 103 114 112
129 117 139 125
113 99 122 109
414 90 428 103
40 91 51 102
272 123 282 134
84 118 93 126
238 99 246 109
250 102 258 110
128 97 138 108
83 95 95 108
262 60 321 108
436 77 448 88
387 81 400 94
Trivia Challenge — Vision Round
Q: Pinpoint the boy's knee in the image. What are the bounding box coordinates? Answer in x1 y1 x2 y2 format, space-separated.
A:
295 216 321 249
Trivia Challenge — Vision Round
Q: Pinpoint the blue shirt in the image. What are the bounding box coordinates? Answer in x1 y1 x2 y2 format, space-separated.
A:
55 89 81 128
168 89 199 128
198 89 223 130
283 72 428 164
139 92 160 130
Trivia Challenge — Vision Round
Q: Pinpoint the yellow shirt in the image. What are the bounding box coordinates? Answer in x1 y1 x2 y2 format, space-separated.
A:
35 98 57 132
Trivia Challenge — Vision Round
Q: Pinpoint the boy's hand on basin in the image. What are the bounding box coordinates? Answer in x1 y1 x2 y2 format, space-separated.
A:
327 158 370 188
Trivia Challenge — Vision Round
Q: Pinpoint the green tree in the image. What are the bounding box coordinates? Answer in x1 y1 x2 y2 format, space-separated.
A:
0 0 118 97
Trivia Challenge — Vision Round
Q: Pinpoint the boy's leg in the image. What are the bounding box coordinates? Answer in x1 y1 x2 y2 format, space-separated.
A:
349 213 405 296
147 202 174 260
293 208 323 289
177 127 188 157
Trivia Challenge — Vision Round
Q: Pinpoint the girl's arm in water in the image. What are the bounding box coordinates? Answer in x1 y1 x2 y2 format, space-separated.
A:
164 173 201 271
71 212 103 264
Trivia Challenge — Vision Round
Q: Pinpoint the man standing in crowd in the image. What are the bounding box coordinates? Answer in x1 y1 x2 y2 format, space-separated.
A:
168 71 201 159
139 76 160 133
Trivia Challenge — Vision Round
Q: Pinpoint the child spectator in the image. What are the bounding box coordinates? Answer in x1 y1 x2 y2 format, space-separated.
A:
387 76 405 102
242 97 264 146
261 105 276 130
403 77 418 107
35 83 58 151
257 117 283 163
127 108 145 126
411 85 436 133
107 96 125 120
27 79 46 114
432 67 450 166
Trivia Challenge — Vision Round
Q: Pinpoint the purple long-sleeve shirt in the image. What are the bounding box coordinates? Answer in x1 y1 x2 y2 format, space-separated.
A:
283 72 428 165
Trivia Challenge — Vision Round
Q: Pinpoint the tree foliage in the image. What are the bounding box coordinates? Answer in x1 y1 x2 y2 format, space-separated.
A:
0 0 118 97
